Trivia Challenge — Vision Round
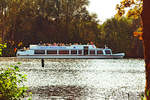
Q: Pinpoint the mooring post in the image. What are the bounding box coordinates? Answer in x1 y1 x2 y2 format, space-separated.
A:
41 59 44 67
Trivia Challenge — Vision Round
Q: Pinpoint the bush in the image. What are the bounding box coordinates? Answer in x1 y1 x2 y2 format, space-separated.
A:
0 64 31 100
0 43 7 56
0 43 16 57
2 48 16 57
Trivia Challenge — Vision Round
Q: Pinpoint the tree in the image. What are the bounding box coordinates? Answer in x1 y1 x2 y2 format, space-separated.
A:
142 1 150 99
116 0 150 99
100 17 142 57
116 0 143 19
0 0 101 47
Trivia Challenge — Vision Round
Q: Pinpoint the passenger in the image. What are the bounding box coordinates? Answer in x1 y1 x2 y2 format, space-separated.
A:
46 43 48 46
53 43 57 46
69 43 72 46
66 43 68 46
73 43 76 45
59 43 62 46
14 47 17 53
90 41 94 45
62 43 65 46
39 41 42 45
23 47 26 50
43 43 46 46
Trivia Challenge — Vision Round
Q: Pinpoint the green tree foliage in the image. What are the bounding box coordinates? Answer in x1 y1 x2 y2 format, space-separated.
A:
0 0 100 45
0 64 31 100
100 17 143 57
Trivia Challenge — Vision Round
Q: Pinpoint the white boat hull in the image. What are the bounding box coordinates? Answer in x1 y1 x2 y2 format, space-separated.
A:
16 45 125 59
17 54 124 59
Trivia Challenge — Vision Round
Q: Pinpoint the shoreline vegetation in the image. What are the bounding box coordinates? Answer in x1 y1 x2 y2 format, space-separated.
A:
0 41 144 58
0 64 32 100
0 0 143 58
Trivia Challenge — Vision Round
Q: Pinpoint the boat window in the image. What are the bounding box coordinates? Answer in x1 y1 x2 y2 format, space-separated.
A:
90 50 95 54
71 50 77 54
59 50 69 54
105 50 111 54
97 50 103 54
78 50 82 54
47 50 57 54
34 50 45 54
84 46 88 50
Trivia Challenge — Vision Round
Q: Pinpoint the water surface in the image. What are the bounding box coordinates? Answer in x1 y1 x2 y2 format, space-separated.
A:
0 58 145 100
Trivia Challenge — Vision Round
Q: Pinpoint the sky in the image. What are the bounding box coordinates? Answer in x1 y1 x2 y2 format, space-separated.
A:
87 0 122 23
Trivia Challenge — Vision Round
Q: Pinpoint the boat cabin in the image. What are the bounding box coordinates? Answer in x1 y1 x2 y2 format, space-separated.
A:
17 45 112 56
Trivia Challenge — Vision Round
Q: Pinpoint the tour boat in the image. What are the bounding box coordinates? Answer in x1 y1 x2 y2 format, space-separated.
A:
16 44 125 59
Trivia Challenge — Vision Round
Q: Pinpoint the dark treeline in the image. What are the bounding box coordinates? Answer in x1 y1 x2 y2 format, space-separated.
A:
100 18 143 58
0 0 143 57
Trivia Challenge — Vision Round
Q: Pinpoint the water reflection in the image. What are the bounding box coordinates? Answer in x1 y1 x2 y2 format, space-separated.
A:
30 85 88 100
0 58 145 100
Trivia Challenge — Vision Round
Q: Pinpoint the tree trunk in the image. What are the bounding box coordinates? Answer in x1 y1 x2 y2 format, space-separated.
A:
142 0 150 99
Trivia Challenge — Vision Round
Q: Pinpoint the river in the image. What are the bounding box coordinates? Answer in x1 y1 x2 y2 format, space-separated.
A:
0 58 145 100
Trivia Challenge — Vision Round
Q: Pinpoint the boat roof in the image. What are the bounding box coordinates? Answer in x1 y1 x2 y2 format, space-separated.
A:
29 44 98 50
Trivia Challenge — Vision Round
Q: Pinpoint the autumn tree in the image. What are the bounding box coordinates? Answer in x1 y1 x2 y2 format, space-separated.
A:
116 0 150 99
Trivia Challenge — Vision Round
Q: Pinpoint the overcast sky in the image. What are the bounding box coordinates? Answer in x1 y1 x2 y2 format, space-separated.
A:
87 0 122 23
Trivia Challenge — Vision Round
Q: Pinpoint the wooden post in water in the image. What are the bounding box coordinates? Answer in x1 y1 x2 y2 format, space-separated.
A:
41 59 44 67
